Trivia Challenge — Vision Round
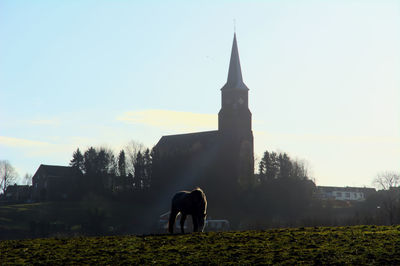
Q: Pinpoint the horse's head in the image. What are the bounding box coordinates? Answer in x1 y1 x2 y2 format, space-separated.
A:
191 188 207 232
198 212 207 232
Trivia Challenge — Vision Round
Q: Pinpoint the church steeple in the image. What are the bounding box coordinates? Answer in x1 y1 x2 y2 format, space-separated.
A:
221 33 249 91
218 33 252 133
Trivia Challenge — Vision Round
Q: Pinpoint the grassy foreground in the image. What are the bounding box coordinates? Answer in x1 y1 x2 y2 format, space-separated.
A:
1 225 400 264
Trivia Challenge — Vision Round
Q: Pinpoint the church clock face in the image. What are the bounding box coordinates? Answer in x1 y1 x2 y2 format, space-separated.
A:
238 97 244 105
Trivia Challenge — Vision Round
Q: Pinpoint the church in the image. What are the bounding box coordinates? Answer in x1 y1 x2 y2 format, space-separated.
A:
152 34 254 207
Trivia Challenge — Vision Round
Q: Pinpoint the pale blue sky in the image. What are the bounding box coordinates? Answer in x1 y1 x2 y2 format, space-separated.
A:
1 0 399 186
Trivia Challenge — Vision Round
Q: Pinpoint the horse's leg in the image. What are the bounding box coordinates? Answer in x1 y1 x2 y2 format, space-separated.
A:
168 208 178 234
192 215 199 232
180 213 187 234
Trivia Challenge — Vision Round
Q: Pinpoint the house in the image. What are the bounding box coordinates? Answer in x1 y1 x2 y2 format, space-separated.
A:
151 34 255 208
32 164 82 201
316 186 376 203
3 184 32 203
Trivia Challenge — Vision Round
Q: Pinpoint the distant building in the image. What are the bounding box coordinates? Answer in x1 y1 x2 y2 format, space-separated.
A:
3 184 32 203
316 186 376 202
32 164 82 201
152 34 254 204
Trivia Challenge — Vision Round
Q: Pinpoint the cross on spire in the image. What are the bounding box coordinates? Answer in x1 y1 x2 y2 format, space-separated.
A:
221 33 249 91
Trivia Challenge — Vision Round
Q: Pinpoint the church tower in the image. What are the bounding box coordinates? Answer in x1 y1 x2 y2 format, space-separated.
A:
218 33 254 187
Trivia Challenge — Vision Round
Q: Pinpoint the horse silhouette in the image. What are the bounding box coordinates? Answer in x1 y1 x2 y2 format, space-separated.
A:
168 188 207 234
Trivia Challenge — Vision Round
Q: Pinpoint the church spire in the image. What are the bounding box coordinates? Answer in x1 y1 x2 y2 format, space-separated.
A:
222 33 249 91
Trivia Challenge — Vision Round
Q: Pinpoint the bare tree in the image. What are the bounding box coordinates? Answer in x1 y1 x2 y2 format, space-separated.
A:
373 171 400 224
374 172 400 190
23 173 33 186
0 160 18 194
125 140 145 176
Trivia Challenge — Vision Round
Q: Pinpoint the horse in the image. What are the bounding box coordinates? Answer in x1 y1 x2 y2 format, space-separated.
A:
168 187 207 234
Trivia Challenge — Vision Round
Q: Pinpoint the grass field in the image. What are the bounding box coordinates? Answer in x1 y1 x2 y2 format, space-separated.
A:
1 225 400 264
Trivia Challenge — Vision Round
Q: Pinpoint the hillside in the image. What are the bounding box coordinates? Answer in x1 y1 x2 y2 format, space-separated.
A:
1 225 400 264
0 198 154 239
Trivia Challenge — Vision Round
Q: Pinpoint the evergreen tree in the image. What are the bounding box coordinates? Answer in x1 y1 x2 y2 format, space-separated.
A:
82 147 117 192
70 148 84 172
259 150 311 181
266 151 279 180
278 153 292 179
83 147 98 175
97 147 116 176
143 148 152 189
258 151 267 176
118 150 126 177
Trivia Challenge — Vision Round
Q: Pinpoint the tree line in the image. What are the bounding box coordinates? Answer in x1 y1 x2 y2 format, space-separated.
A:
2 145 400 231
69 141 153 194
235 151 316 227
257 151 310 182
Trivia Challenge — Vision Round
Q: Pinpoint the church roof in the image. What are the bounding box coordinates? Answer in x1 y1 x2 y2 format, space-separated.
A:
221 33 249 91
155 130 219 155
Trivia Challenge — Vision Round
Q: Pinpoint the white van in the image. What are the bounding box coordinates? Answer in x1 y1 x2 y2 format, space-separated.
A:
157 212 230 233
157 212 189 233
204 220 230 232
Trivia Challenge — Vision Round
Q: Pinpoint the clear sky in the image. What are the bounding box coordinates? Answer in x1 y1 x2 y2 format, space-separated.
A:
1 0 399 187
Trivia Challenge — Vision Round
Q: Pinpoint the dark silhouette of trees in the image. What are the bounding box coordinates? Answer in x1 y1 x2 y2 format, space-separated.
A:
81 147 116 177
76 146 117 193
373 172 400 225
130 148 153 190
278 153 291 179
245 150 315 227
97 148 117 176
125 141 145 178
83 147 98 176
69 143 153 195
258 151 308 184
133 151 144 190
143 148 152 189
291 160 309 181
118 150 126 178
